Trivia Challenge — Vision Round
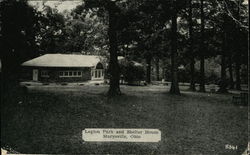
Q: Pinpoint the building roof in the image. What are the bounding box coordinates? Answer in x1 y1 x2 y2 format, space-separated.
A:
118 56 143 67
22 54 103 68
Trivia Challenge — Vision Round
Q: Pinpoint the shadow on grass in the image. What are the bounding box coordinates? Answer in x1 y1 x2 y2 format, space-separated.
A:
2 89 158 153
1 85 248 154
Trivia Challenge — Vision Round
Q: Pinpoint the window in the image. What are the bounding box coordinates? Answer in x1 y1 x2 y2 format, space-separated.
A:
95 70 98 78
98 70 100 78
92 69 104 79
96 63 104 69
59 70 82 77
41 70 49 77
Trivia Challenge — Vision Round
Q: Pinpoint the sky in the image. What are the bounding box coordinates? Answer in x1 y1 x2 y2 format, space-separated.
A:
28 0 83 13
28 0 248 13
243 0 248 5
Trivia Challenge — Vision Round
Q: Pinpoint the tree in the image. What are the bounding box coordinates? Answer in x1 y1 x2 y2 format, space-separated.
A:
231 0 248 90
161 0 188 94
134 0 187 93
114 1 168 84
120 60 145 85
155 57 160 81
169 0 181 94
106 1 122 95
35 5 66 54
132 0 187 94
214 0 248 91
217 1 228 93
0 0 39 87
188 0 196 91
67 6 108 55
85 0 124 96
199 0 206 92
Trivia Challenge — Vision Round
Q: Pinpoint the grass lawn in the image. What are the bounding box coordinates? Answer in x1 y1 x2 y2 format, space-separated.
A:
1 84 248 154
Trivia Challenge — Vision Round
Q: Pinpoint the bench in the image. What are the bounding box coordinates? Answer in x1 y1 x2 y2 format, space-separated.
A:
232 92 248 105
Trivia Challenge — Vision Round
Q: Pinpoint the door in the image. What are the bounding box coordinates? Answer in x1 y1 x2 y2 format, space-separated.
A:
33 69 38 81
91 69 104 80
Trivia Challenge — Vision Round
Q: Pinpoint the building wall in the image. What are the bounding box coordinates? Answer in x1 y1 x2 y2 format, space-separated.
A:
22 67 92 82
20 67 33 81
54 68 91 82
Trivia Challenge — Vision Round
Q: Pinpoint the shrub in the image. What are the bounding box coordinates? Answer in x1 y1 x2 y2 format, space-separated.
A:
120 61 145 85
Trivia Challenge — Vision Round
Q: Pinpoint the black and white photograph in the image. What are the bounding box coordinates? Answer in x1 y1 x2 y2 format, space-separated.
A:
0 0 249 154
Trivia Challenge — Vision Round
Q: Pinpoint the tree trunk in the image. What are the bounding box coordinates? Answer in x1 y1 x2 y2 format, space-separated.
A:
1 48 20 87
234 0 241 91
199 0 205 92
218 55 228 93
107 8 121 96
228 58 234 89
190 58 196 91
218 1 229 93
155 57 160 81
170 1 180 95
199 56 205 92
188 0 196 91
146 55 151 84
235 61 241 90
162 67 165 80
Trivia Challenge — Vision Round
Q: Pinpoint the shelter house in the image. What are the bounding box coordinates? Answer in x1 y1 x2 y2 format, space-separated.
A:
21 54 105 82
